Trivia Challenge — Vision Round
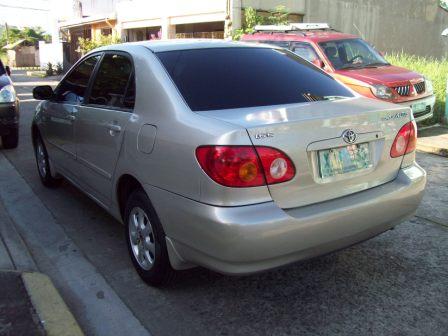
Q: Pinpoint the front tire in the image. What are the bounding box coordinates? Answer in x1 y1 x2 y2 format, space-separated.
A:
34 135 61 188
1 128 19 149
125 189 176 287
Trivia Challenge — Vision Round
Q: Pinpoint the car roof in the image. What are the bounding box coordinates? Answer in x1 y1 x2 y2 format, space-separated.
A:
242 31 359 44
97 39 276 53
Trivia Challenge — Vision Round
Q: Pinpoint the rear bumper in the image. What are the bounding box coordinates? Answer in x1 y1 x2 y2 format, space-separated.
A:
0 102 19 135
398 95 435 123
146 163 426 275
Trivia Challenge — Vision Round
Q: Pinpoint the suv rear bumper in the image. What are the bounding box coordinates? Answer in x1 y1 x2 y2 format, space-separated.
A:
146 163 426 275
398 94 435 123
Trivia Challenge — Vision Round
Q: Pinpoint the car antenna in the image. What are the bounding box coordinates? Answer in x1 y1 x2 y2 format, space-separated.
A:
352 23 366 40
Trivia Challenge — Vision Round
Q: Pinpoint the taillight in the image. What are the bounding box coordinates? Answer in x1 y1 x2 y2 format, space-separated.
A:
195 146 295 187
390 121 417 158
254 147 295 185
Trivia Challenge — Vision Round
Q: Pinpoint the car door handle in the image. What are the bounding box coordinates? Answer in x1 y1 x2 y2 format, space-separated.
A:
68 114 76 121
107 124 122 133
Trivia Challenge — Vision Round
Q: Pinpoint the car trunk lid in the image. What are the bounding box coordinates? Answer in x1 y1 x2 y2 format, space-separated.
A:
199 97 412 209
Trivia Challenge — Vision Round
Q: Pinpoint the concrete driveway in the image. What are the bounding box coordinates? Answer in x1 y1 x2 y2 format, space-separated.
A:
1 71 447 336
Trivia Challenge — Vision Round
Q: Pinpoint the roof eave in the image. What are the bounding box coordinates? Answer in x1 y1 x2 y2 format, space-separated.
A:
59 13 116 29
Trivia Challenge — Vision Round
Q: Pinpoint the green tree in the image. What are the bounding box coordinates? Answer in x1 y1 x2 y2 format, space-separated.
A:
0 26 50 47
266 6 290 25
77 34 121 55
232 6 290 40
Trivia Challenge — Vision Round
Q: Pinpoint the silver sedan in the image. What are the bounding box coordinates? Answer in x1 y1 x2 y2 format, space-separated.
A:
31 40 426 286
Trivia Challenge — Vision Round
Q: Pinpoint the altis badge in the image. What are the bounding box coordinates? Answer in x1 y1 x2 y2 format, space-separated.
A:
381 111 408 122
254 132 274 140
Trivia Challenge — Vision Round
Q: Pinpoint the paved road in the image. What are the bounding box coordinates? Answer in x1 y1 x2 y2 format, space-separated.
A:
1 71 448 336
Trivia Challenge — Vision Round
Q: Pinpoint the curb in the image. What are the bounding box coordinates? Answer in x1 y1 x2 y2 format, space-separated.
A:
21 272 84 336
416 144 448 158
0 152 151 335
26 70 47 78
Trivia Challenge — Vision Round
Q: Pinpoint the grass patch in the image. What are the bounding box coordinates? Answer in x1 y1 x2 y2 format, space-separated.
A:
386 52 447 125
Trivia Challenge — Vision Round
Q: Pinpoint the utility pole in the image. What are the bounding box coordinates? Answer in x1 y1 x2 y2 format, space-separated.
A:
225 0 242 39
5 22 9 44
224 0 232 39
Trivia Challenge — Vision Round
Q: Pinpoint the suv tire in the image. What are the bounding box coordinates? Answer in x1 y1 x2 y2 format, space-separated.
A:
2 128 18 149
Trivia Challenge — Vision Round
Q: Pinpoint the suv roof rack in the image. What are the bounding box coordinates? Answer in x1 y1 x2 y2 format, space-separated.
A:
254 23 333 33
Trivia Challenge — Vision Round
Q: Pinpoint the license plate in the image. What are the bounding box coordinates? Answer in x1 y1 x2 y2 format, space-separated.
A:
412 102 426 113
318 143 372 178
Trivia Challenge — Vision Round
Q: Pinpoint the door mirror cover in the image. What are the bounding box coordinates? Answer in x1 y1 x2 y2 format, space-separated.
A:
33 85 54 100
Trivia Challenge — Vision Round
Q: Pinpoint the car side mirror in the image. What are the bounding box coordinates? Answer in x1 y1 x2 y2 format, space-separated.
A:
33 85 54 100
5 66 11 77
312 59 325 68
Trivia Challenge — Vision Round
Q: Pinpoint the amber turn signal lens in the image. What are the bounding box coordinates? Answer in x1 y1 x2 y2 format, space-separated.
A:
239 161 258 182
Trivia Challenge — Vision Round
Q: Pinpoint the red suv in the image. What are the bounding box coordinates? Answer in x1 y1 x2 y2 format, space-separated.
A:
241 23 435 122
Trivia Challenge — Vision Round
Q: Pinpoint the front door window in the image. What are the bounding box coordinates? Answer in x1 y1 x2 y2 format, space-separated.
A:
319 39 389 70
54 55 100 104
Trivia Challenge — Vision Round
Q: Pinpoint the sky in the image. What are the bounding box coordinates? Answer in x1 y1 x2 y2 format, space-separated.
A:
0 0 73 32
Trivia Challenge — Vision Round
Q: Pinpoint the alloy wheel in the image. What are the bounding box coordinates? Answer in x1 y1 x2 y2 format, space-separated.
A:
128 207 156 270
36 141 47 178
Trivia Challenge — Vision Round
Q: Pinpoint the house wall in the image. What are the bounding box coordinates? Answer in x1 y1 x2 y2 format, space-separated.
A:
91 20 118 40
9 46 38 67
80 0 120 16
117 0 226 39
6 50 16 67
305 0 448 59
38 41 64 69
242 0 305 13
126 27 162 42
116 0 306 39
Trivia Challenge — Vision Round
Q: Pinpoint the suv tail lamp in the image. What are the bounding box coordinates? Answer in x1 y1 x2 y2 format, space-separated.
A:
195 146 295 187
390 121 417 158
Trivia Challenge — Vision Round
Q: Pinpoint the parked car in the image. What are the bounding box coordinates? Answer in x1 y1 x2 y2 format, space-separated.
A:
0 59 19 149
32 41 426 286
241 23 436 123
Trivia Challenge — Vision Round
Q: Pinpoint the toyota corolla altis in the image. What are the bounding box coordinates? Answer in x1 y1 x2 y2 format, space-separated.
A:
31 41 426 286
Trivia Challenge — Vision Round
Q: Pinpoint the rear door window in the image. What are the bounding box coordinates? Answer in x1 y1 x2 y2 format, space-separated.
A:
260 41 290 49
291 42 320 62
88 53 134 110
156 47 353 111
243 40 290 49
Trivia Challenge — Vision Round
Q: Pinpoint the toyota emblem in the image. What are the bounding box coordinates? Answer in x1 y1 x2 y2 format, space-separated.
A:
342 129 357 144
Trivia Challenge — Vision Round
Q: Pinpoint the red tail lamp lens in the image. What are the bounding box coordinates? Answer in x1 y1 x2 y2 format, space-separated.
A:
390 121 417 158
195 146 265 187
196 146 295 187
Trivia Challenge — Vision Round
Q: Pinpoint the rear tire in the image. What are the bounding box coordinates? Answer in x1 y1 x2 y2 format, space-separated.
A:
34 135 62 188
1 128 18 149
124 189 176 287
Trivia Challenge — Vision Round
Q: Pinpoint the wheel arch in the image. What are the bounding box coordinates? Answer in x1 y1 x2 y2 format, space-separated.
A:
31 122 40 148
116 174 145 221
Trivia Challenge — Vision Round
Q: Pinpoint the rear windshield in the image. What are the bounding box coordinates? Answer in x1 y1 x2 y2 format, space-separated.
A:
156 47 354 111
